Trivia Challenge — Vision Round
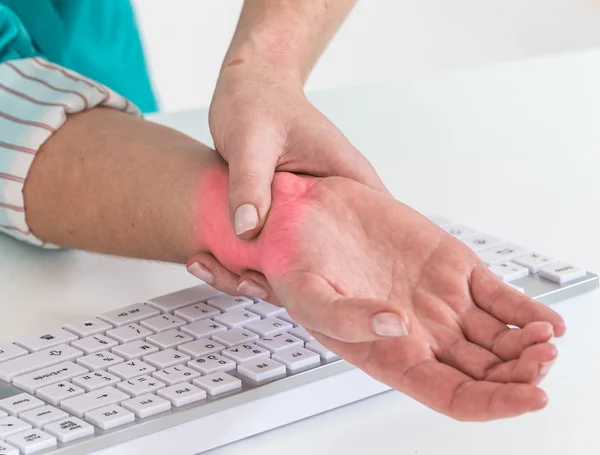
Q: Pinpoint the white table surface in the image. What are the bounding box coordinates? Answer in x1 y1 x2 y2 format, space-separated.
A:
2 48 600 454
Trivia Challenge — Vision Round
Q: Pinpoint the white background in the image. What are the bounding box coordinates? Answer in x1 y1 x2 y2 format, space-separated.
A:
132 0 600 113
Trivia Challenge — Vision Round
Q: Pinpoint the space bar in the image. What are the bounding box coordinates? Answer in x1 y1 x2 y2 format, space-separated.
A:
0 344 83 382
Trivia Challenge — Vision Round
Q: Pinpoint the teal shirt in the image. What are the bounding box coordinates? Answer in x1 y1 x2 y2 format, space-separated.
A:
0 0 157 113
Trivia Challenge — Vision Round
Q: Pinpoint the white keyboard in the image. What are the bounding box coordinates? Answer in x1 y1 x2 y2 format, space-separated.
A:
0 216 597 455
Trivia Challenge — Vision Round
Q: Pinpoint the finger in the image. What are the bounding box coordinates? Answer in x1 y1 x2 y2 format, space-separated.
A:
236 271 280 305
438 337 502 380
485 342 557 385
187 253 242 296
470 264 566 336
271 272 411 343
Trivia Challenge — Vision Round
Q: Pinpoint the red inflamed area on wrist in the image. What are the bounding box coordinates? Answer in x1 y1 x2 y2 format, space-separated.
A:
193 165 318 278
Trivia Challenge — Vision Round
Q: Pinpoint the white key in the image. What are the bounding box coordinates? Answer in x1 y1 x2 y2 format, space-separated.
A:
146 329 192 350
444 224 478 239
212 328 259 348
512 252 557 273
0 345 28 364
106 324 152 344
112 340 159 361
157 384 206 407
214 309 260 328
188 354 236 375
428 215 453 227
289 327 314 343
152 365 200 386
207 295 253 312
44 417 94 443
0 345 83 382
178 338 225 359
64 319 113 338
76 351 124 371
5 429 56 454
71 335 118 355
306 341 339 361
60 387 130 418
461 233 504 252
13 361 89 394
249 301 284 318
222 343 270 364
256 333 304 353
180 320 227 339
0 411 6 419
143 349 190 370
174 303 220 323
148 284 222 313
15 330 78 353
19 406 67 429
141 314 186 333
121 393 171 419
488 262 530 282
72 371 120 392
539 263 587 284
0 441 18 455
84 405 134 431
108 360 156 380
272 347 321 372
193 372 242 396
98 303 160 327
36 382 85 406
237 358 286 382
0 394 44 416
0 417 32 438
478 243 529 265
117 375 165 397
276 310 298 326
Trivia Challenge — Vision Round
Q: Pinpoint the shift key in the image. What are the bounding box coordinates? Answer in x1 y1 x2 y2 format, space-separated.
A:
0 345 83 382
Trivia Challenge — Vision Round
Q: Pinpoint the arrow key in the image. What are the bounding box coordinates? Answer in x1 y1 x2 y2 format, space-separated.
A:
0 416 31 439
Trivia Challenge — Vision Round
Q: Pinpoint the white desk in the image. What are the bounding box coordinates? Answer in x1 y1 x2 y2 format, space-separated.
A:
2 48 600 454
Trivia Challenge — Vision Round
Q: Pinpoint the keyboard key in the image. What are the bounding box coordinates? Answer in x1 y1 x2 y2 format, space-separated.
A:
71 335 118 355
13 361 88 394
0 441 18 455
140 314 186 333
84 404 134 431
0 344 28 364
249 300 284 318
512 252 557 273
237 358 286 382
0 345 83 382
0 411 6 419
478 244 529 265
152 365 200 386
19 405 67 428
99 303 160 327
461 233 504 252
5 428 56 454
112 340 159 360
0 416 32 438
276 310 298 326
157 384 206 407
193 372 242 396
207 295 253 312
147 284 222 313
106 324 153 344
178 338 225 359
212 328 259 348
443 224 478 239
0 394 44 416
272 347 321 372
488 262 530 282
146 329 192 350
117 375 166 397
188 354 236 375
214 308 260 328
44 417 94 443
143 349 190 370
539 263 587 284
76 351 124 371
256 333 303 353
306 341 339 361
289 326 314 343
64 319 113 338
174 303 220 322
180 320 227 339
61 387 130 418
108 360 156 381
15 330 78 353
72 371 121 392
222 343 270 364
36 382 85 406
121 394 171 419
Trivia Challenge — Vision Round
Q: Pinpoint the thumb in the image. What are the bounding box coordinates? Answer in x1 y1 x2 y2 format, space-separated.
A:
272 272 411 343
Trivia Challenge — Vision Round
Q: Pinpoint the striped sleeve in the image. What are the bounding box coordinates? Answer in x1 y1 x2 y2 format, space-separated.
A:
0 57 141 248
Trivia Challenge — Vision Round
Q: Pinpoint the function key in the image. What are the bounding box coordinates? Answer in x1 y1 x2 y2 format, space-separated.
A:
157 384 207 407
121 393 171 419
272 347 321 372
193 372 242 396
84 404 134 431
237 358 286 382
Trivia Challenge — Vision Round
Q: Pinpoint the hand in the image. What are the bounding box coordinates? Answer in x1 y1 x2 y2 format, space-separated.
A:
188 170 564 421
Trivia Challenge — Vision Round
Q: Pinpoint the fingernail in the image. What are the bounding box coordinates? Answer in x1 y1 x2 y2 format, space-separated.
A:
371 312 408 337
235 204 259 235
539 361 554 377
237 279 268 299
187 262 215 285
